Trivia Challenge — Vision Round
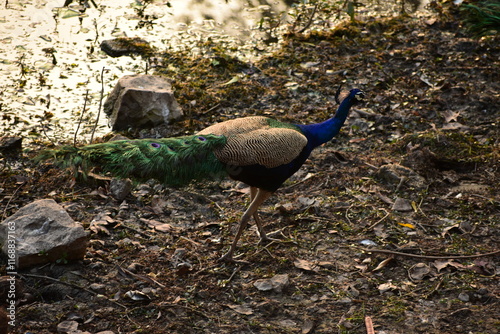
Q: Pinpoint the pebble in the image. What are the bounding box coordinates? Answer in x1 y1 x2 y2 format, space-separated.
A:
458 292 470 302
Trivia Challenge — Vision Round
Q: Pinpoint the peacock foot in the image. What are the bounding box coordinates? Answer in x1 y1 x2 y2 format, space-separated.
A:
258 228 286 244
218 252 250 264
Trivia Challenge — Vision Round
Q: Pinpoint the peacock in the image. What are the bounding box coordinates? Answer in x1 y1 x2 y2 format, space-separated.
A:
461 0 500 37
37 88 364 262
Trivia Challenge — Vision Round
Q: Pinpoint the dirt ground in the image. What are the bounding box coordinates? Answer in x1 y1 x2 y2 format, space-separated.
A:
1 5 499 334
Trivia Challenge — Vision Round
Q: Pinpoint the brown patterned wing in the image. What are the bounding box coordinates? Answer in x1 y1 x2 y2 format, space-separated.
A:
198 116 307 168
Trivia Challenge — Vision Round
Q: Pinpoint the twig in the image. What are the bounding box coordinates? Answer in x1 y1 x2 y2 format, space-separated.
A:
297 3 319 34
38 120 56 146
200 103 221 116
363 208 390 232
157 302 212 320
226 266 241 284
116 265 166 288
120 223 153 239
19 273 127 309
74 85 90 147
90 67 106 144
2 182 25 220
394 176 406 192
470 193 498 203
193 263 220 277
179 236 202 247
365 316 375 334
356 247 500 260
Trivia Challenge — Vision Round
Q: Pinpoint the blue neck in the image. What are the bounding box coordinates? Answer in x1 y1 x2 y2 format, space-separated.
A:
296 94 356 148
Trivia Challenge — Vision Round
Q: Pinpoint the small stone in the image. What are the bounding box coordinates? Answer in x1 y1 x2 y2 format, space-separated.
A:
66 313 84 322
458 292 470 302
126 262 144 273
278 319 297 328
56 320 79 333
89 283 107 294
392 197 413 212
109 178 132 201
254 274 289 293
100 37 154 57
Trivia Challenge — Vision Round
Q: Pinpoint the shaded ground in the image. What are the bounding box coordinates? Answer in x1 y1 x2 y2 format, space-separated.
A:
1 6 499 334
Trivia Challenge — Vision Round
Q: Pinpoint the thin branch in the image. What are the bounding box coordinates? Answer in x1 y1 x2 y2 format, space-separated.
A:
362 208 390 232
2 181 26 220
365 316 375 334
39 120 56 146
357 247 500 260
297 3 319 34
74 85 90 147
19 273 127 309
90 67 106 144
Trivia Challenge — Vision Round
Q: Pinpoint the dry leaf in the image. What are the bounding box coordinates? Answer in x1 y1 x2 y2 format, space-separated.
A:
409 263 433 281
378 282 398 293
294 259 318 272
89 221 110 235
124 290 150 301
442 109 461 123
373 257 393 271
398 222 416 229
227 304 254 315
301 319 314 334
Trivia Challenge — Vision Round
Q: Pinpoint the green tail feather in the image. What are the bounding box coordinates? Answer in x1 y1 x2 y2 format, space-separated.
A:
36 134 228 187
462 1 500 37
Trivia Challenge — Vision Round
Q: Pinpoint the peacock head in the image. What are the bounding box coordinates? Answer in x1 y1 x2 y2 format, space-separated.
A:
350 89 365 103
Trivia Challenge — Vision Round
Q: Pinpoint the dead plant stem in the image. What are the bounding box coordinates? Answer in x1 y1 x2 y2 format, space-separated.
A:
357 247 500 260
74 85 90 147
20 273 127 309
90 67 105 144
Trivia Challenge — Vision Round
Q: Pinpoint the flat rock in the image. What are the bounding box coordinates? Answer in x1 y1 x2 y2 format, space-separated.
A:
254 274 289 293
104 74 183 131
109 178 133 201
0 136 22 155
100 37 154 57
392 197 413 212
0 199 88 269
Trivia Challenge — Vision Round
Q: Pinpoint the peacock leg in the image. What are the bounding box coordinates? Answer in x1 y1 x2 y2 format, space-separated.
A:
219 189 273 262
250 187 277 243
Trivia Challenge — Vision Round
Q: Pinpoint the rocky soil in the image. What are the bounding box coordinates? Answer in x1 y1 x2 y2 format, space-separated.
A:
1 5 499 334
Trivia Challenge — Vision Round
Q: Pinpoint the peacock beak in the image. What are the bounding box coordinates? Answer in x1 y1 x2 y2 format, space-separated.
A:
354 91 365 102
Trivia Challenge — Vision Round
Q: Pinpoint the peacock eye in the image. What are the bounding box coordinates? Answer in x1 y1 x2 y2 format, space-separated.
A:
150 143 161 148
197 136 207 141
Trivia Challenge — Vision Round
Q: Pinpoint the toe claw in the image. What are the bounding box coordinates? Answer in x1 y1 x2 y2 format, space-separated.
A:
219 252 250 265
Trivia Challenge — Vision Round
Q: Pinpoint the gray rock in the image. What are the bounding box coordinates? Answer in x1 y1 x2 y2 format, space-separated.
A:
89 283 107 294
109 178 133 201
56 320 77 333
104 74 183 131
392 197 413 212
100 37 153 57
0 136 22 155
0 199 87 269
458 292 470 302
254 274 289 293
